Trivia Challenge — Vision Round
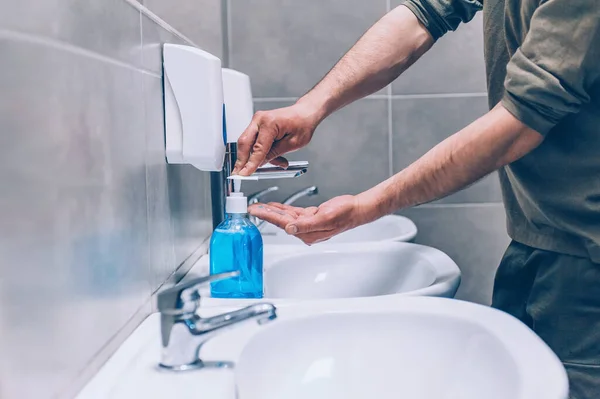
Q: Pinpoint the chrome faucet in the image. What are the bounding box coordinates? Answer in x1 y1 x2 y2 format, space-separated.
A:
247 186 279 228
283 186 319 205
156 271 277 371
248 186 279 205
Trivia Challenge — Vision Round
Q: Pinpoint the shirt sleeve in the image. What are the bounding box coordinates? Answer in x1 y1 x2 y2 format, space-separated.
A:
402 0 482 40
502 0 600 135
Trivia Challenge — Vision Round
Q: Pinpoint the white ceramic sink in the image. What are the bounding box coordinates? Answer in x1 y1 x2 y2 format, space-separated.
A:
193 242 461 306
264 242 454 299
78 297 569 399
260 215 418 245
236 299 569 399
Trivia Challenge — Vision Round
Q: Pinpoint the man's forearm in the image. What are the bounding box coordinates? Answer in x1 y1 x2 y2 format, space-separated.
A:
356 105 544 222
298 5 433 123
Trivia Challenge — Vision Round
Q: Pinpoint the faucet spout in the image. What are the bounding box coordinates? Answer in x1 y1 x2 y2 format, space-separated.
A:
193 303 277 335
283 186 319 205
248 186 279 205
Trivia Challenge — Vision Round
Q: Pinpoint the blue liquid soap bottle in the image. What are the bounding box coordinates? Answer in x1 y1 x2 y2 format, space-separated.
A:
210 188 264 298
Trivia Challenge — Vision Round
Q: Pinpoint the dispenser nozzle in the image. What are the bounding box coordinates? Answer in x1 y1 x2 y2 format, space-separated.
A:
233 178 242 193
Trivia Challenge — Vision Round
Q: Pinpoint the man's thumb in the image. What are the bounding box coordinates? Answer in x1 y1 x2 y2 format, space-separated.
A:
285 217 321 235
285 224 299 235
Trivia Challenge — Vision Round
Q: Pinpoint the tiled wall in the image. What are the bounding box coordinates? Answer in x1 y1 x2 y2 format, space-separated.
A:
228 0 510 305
0 1 221 398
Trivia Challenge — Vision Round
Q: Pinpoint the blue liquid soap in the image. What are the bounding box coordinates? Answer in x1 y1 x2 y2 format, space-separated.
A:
210 191 263 298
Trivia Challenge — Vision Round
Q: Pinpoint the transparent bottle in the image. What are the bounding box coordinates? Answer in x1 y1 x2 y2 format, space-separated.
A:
210 192 263 298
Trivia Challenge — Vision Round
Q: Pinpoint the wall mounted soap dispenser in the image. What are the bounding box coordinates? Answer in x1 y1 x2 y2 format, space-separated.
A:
162 44 309 226
222 68 254 145
163 44 225 171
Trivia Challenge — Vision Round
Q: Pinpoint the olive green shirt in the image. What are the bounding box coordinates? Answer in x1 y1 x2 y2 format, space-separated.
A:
404 0 600 262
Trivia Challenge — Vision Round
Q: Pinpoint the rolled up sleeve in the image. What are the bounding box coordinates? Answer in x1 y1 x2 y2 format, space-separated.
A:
402 0 482 40
502 0 600 135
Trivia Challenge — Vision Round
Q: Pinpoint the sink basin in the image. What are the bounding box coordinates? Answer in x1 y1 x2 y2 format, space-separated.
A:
265 243 448 299
196 242 461 306
236 299 569 399
78 297 568 399
260 215 417 245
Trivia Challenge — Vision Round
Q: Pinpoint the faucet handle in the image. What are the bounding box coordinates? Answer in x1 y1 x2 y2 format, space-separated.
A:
157 271 239 315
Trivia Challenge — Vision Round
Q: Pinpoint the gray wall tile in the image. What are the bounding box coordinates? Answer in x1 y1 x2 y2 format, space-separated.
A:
0 38 150 398
143 74 177 292
141 12 187 74
399 204 510 305
143 0 223 58
243 99 390 207
229 0 387 98
167 165 213 267
392 95 502 204
391 7 486 95
0 0 143 68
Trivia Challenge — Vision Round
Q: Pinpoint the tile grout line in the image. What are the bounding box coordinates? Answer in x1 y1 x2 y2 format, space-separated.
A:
386 0 393 183
253 97 298 103
139 10 155 301
227 0 233 68
220 0 229 67
253 92 488 103
408 202 505 209
391 92 488 99
0 28 162 78
138 9 145 72
122 0 199 48
253 94 390 103
387 84 394 178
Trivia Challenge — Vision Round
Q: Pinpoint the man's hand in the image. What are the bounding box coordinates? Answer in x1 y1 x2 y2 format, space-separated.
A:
248 195 366 245
233 5 433 176
232 102 321 176
249 105 543 246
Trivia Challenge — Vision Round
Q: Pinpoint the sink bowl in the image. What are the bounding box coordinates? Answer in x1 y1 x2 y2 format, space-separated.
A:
197 242 461 306
78 297 568 399
260 215 417 245
235 299 569 399
264 242 451 299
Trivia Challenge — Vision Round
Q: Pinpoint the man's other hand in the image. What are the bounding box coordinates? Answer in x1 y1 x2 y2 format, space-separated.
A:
248 195 365 245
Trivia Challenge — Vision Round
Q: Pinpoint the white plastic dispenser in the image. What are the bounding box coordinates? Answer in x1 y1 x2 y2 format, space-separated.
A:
162 44 309 181
222 68 254 144
163 44 225 171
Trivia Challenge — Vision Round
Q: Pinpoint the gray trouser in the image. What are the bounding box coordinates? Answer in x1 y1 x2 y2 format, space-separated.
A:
492 241 600 399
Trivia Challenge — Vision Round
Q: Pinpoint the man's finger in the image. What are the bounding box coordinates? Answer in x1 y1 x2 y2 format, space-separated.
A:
295 230 335 246
233 121 259 174
272 202 306 214
301 206 319 217
240 125 277 176
250 202 303 216
265 156 289 169
264 140 293 167
248 204 297 229
284 212 330 235
265 202 302 217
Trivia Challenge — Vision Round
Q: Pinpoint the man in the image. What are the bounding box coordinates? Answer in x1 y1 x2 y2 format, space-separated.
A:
233 1 600 397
